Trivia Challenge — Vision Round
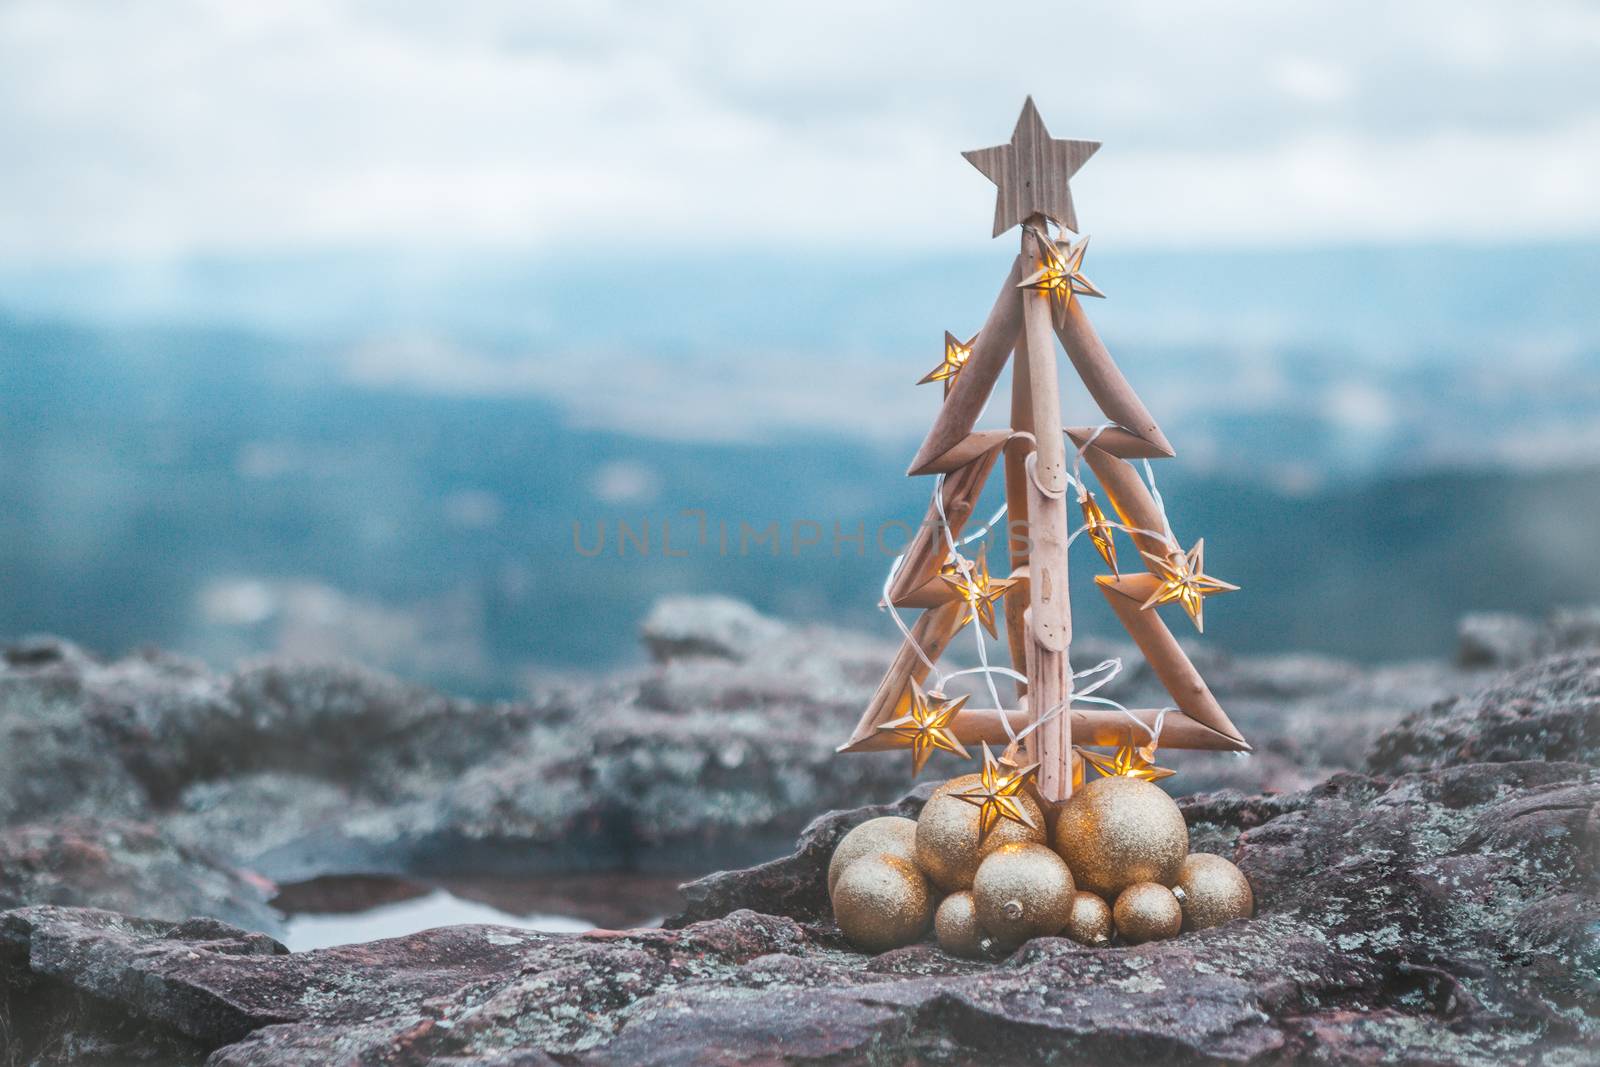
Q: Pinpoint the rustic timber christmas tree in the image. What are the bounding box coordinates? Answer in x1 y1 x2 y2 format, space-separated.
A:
837 98 1249 805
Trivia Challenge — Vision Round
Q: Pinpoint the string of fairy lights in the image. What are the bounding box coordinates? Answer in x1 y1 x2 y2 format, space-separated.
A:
880 431 1173 769
878 224 1240 795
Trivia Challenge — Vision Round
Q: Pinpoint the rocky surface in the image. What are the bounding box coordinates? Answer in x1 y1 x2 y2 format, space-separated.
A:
0 603 1595 1062
0 819 278 936
0 628 1596 1063
640 594 788 663
1370 650 1599 774
7 599 1583 917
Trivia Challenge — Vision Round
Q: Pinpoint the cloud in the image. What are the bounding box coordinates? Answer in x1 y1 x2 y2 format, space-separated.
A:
1 0 1597 260
341 331 936 443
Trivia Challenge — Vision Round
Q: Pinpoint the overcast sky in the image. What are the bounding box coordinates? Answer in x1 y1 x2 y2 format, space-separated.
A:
3 1 1598 261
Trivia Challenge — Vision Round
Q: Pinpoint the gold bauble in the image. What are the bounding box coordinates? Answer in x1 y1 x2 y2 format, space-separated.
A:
934 890 987 959
916 773 1046 892
1113 882 1183 944
972 843 1075 951
1063 890 1113 947
1053 776 1188 897
828 816 919 896
832 853 934 953
1175 853 1254 931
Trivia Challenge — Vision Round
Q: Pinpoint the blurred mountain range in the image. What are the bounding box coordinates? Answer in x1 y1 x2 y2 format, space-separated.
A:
1 239 1597 695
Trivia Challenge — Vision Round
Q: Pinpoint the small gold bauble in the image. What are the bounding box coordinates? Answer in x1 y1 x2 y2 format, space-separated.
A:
832 853 934 953
1053 776 1188 898
934 890 987 958
828 816 919 896
972 842 1075 950
1113 881 1183 944
916 773 1046 892
1175 853 1254 930
1063 890 1113 947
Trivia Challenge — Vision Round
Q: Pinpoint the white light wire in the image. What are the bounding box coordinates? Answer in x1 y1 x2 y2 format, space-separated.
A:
874 409 1194 753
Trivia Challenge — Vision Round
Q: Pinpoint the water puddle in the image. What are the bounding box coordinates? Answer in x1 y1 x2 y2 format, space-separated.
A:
272 873 688 952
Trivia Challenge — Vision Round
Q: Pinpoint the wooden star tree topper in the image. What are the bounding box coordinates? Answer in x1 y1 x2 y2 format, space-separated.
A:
962 96 1100 236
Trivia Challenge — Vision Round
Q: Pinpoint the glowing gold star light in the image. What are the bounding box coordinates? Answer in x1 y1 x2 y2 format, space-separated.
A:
1139 539 1239 633
876 679 971 776
1019 229 1104 327
1079 491 1119 575
1077 732 1176 783
953 743 1040 838
918 331 977 395
940 547 1018 639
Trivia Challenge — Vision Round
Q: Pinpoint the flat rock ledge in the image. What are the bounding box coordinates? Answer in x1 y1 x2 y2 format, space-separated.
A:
3 654 1596 1064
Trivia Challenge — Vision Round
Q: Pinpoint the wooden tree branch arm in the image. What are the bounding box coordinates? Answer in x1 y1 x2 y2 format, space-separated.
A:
839 705 1248 753
1096 577 1247 745
1054 300 1173 457
908 257 1026 476
886 578 961 610
915 430 1012 475
1065 427 1172 460
843 600 965 747
1082 443 1178 566
886 443 1004 606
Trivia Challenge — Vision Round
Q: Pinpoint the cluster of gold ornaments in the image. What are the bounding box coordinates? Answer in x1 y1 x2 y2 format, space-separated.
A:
829 764 1253 956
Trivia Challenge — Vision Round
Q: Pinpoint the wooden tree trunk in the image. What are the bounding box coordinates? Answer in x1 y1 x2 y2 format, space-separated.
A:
1002 345 1033 704
1019 216 1073 803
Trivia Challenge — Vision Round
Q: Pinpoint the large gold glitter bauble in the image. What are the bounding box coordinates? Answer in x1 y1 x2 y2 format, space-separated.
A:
828 816 919 896
832 853 934 953
1053 775 1188 897
1113 882 1183 944
1175 853 1254 931
934 890 987 959
972 842 1075 950
1063 890 1113 947
916 774 1046 892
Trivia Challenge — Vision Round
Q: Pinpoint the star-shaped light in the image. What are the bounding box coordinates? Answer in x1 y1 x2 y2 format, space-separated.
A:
1139 539 1239 633
940 546 1018 639
1077 733 1175 783
1079 491 1119 575
1019 230 1104 327
953 743 1039 838
918 331 977 395
962 97 1101 236
876 679 971 776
